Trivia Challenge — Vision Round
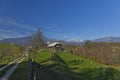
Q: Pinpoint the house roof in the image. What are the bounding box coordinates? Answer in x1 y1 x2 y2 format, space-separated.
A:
48 42 61 47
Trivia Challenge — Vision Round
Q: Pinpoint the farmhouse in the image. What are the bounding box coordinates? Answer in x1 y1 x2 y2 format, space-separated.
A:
48 42 63 51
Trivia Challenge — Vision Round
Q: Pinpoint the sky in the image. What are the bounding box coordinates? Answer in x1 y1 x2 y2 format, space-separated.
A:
0 0 120 41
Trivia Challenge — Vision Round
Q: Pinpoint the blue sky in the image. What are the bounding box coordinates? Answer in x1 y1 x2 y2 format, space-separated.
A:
0 0 120 41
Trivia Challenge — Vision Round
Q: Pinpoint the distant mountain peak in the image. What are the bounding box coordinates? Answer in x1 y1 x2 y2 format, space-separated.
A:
1 36 120 46
93 36 120 42
69 38 84 43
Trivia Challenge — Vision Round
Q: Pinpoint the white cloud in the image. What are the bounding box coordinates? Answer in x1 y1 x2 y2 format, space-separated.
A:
0 29 29 40
0 18 36 39
0 18 36 31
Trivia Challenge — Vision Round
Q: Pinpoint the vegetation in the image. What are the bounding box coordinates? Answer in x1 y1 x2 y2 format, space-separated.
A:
34 51 52 63
2 29 120 80
0 43 13 50
0 43 22 65
30 51 120 80
64 41 120 66
0 64 15 78
30 28 46 53
0 29 46 80
8 58 29 80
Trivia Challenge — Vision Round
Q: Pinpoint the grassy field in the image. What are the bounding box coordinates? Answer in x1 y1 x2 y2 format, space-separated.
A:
0 43 22 67
4 51 120 80
32 51 120 80
0 64 15 78
8 58 29 80
0 43 13 50
34 51 52 63
0 43 13 64
0 43 16 65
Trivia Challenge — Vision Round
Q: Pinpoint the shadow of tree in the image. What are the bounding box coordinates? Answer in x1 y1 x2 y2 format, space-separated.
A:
33 60 120 80
8 61 29 80
0 63 15 78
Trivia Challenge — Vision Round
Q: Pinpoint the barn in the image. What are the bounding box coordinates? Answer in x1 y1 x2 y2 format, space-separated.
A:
48 42 63 51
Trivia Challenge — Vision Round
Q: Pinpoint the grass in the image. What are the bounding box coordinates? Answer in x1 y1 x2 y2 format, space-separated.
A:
34 51 52 63
33 51 120 80
33 62 67 80
0 64 15 78
0 58 14 66
0 64 6 68
0 43 22 65
57 52 120 80
58 52 107 69
8 58 29 80
0 56 25 79
0 43 13 65
0 43 13 50
5 51 120 80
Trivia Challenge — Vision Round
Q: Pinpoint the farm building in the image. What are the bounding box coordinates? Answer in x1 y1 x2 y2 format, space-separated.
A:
48 42 63 51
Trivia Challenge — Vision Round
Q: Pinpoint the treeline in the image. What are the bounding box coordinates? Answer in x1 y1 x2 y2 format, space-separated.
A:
64 41 120 66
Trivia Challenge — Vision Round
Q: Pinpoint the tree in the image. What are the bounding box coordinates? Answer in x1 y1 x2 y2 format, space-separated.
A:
31 28 45 51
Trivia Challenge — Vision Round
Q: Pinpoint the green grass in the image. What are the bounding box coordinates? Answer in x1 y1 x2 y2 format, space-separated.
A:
0 64 15 78
0 64 6 68
8 58 29 80
34 51 52 63
0 43 21 65
58 52 107 70
0 43 13 50
0 59 14 66
0 43 13 65
57 52 120 80
33 51 120 80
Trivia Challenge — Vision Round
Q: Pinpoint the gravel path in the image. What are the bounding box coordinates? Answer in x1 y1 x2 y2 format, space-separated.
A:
0 57 25 80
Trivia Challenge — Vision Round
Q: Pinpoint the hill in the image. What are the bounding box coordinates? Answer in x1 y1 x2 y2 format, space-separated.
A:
29 51 120 80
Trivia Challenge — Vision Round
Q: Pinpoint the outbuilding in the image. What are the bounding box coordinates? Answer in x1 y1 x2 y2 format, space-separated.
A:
48 42 63 51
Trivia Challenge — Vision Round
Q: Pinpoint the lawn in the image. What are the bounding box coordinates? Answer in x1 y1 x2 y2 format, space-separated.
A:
8 58 29 80
6 51 120 80
0 64 15 78
33 51 120 80
34 51 52 63
0 43 13 50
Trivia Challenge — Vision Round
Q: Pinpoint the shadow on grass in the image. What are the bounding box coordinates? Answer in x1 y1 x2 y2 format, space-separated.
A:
51 53 67 65
33 61 120 80
33 62 70 80
73 67 120 80
33 52 81 80
68 59 84 65
0 63 15 78
8 61 29 80
28 52 120 80
0 64 6 68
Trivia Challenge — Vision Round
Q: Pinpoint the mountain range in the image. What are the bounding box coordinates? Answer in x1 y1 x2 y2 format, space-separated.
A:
94 37 120 42
1 36 120 45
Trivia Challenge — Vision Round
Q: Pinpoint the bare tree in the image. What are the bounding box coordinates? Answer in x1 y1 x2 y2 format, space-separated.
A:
31 28 45 51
